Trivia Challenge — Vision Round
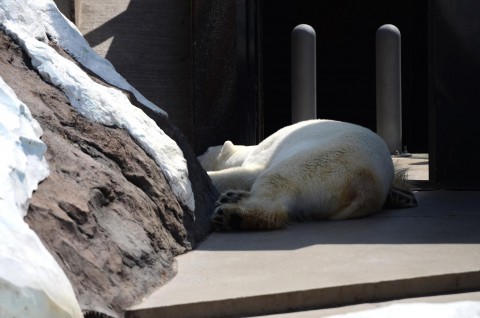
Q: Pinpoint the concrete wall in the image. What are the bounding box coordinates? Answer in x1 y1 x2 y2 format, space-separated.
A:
192 0 260 153
77 0 194 143
57 0 256 154
53 0 77 23
192 0 239 153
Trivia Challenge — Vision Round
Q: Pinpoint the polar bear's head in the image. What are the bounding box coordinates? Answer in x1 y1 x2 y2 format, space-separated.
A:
198 141 237 171
198 140 254 171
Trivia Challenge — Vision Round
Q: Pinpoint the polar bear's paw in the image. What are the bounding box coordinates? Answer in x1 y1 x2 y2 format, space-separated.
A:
211 200 290 231
215 190 250 206
211 204 245 231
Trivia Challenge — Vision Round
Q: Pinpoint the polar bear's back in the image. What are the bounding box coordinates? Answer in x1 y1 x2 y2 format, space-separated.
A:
245 120 391 171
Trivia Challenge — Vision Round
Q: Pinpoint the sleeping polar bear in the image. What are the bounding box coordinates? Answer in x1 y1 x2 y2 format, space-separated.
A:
198 119 417 231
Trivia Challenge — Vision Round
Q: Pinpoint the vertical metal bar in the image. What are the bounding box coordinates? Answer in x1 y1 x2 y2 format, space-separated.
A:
291 24 316 123
376 24 402 153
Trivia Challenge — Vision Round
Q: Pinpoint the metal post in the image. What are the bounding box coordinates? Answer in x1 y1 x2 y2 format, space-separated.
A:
292 24 316 123
376 24 402 153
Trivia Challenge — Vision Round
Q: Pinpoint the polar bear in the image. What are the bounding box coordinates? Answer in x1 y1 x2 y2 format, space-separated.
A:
198 119 417 231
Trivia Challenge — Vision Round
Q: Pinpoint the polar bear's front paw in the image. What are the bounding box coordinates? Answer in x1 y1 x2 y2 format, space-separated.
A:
211 205 245 231
215 190 250 206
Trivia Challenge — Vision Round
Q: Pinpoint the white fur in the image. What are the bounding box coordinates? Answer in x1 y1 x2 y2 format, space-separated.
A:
198 120 394 226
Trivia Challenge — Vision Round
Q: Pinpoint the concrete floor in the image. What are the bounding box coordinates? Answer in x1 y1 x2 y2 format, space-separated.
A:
392 153 429 181
127 188 480 318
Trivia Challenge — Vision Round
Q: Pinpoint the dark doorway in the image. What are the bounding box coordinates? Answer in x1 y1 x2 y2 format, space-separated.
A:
260 0 429 153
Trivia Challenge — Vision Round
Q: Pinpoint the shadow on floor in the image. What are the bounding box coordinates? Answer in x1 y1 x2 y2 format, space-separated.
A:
199 191 480 251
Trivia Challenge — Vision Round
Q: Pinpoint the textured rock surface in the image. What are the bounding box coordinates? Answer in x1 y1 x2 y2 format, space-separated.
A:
0 30 216 317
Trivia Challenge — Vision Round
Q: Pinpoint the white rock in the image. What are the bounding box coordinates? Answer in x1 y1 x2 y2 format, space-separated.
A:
0 0 195 212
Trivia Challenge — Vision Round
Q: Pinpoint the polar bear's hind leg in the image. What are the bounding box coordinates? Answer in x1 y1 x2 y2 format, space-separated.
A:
328 167 386 220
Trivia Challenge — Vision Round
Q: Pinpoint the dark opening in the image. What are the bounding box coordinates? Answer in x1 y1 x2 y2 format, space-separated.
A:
261 0 429 153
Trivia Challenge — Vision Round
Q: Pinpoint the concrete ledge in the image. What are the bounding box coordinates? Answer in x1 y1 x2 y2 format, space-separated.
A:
127 191 480 318
129 271 480 318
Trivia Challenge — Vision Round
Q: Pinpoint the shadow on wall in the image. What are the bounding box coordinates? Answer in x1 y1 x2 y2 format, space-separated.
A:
82 0 193 142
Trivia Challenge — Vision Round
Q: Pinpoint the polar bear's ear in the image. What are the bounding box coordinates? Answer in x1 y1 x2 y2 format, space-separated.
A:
220 140 236 159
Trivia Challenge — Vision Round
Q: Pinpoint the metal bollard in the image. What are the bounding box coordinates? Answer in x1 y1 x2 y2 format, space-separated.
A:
292 24 317 123
376 24 402 153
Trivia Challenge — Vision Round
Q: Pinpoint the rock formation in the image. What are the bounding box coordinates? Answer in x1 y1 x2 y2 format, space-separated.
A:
0 29 216 317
